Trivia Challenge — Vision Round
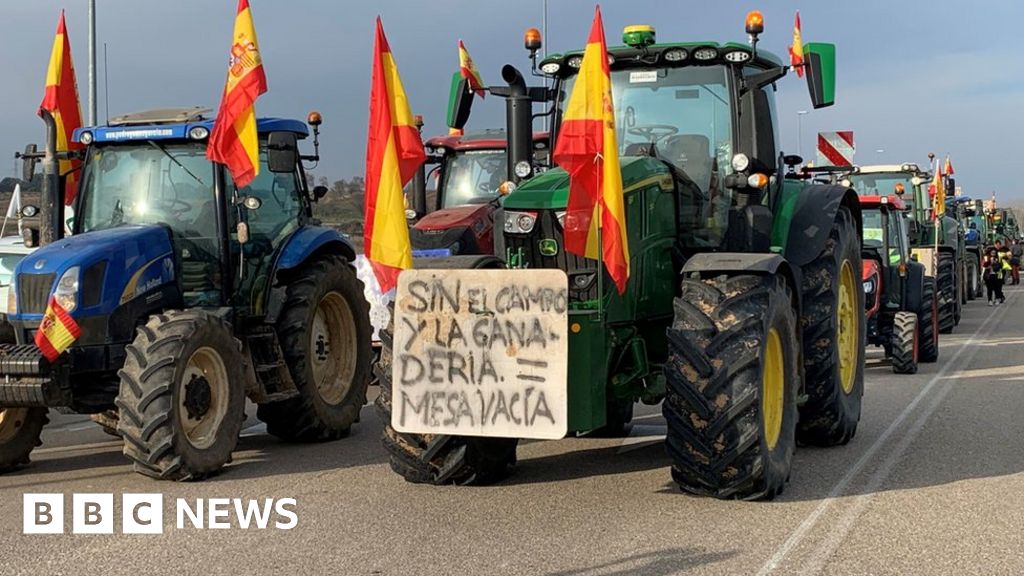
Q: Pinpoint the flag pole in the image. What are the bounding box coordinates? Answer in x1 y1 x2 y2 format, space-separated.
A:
596 201 604 322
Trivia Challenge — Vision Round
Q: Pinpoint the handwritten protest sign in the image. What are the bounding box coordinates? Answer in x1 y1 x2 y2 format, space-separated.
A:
392 269 569 439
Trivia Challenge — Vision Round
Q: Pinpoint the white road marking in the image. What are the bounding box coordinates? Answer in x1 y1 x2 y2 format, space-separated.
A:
617 424 666 454
34 439 122 455
757 293 1010 576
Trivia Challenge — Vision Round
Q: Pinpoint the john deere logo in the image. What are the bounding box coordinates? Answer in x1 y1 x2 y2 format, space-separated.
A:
539 239 558 256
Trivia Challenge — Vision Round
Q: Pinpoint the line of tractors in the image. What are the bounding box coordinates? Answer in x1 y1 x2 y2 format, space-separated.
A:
0 12 1014 500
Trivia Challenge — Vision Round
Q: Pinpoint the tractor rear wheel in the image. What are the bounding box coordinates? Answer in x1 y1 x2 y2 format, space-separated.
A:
797 206 865 446
90 410 121 437
376 310 518 485
890 311 918 374
258 255 372 442
664 274 799 500
966 253 982 299
0 408 47 473
918 276 940 363
937 252 957 334
117 310 246 481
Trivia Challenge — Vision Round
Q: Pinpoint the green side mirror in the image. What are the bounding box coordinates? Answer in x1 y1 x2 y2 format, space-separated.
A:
446 71 474 131
803 42 836 109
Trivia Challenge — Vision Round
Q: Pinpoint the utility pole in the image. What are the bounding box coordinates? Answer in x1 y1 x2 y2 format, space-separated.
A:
88 0 97 126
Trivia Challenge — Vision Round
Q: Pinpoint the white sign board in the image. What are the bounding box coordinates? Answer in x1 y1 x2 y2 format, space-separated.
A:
392 269 569 440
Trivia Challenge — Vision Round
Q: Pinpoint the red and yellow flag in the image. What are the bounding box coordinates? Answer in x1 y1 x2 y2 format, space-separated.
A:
943 155 955 176
552 6 629 294
207 0 268 190
39 10 84 206
365 17 427 292
458 40 485 99
931 163 946 218
789 11 805 78
35 296 81 362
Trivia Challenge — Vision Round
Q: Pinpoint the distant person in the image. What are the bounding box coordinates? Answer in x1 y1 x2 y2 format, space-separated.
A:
965 222 980 244
984 251 1009 305
1010 241 1023 285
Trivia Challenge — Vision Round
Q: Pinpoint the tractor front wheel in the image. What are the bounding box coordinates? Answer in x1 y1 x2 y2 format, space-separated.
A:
798 206 865 446
376 311 518 485
117 311 246 481
891 311 919 374
937 252 957 334
0 408 47 473
258 255 373 442
664 273 799 500
966 253 982 300
918 276 939 363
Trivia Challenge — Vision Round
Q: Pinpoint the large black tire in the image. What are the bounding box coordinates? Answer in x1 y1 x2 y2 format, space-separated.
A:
0 408 47 473
117 310 246 481
375 309 518 485
798 206 865 447
966 253 982 299
918 276 939 363
937 252 957 334
890 311 918 374
664 274 800 500
258 255 372 442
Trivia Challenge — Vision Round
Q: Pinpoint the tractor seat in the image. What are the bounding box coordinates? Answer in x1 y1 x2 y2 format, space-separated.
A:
623 142 656 157
663 134 712 192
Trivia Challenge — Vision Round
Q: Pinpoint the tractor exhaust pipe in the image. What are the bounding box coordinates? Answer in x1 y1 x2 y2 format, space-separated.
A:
501 65 533 184
38 110 64 246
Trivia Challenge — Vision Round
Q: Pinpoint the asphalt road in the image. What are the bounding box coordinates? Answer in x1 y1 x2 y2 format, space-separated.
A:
2 288 1024 575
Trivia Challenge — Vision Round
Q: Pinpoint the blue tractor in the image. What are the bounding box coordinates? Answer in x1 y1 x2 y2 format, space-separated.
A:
0 107 372 480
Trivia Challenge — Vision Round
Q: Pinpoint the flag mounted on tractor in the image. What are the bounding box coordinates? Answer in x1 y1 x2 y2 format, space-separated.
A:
207 0 268 190
35 296 81 362
790 11 805 77
364 17 427 292
552 5 630 294
39 10 84 205
459 40 486 98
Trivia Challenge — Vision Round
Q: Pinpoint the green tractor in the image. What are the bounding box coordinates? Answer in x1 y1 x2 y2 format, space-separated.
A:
378 17 865 499
844 165 963 333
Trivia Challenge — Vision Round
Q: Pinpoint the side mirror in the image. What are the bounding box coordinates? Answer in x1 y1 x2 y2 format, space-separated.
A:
21 144 39 182
312 185 328 202
446 71 474 131
266 131 299 173
803 43 836 109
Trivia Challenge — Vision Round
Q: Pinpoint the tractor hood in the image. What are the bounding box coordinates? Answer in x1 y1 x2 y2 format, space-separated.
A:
503 156 671 210
13 224 176 319
414 203 493 232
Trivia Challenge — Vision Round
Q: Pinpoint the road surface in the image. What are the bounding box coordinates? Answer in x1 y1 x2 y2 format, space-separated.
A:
2 288 1023 575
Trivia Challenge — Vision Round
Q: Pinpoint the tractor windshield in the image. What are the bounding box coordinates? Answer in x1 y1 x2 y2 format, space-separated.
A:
559 65 735 246
78 142 218 240
440 149 507 208
847 173 913 200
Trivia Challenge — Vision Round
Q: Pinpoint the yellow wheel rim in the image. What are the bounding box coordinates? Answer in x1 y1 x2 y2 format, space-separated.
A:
0 408 28 444
762 328 785 451
837 260 858 395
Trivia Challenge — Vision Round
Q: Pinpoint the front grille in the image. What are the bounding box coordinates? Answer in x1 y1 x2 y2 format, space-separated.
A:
410 226 476 255
17 273 55 314
504 210 600 302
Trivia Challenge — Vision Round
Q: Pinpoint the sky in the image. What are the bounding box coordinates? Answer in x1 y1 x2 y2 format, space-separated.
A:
1 0 1022 200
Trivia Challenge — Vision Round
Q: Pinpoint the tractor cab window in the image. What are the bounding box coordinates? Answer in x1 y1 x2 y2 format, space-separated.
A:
559 65 734 247
230 149 303 246
78 142 220 257
887 209 908 263
847 174 913 199
440 150 507 208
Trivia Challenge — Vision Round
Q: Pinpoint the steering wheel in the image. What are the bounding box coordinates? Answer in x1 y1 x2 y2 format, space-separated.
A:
152 197 193 217
627 124 679 143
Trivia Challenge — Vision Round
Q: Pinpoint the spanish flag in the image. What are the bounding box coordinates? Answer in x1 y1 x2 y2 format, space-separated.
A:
552 6 629 294
35 296 81 363
931 162 946 218
789 11 805 78
943 155 955 176
39 11 84 206
365 17 427 293
207 0 267 190
458 40 485 99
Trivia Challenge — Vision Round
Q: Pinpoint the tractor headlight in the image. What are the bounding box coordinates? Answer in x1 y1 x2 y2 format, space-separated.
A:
188 126 210 140
504 211 538 234
514 161 533 179
7 283 16 316
863 278 875 294
540 62 561 74
79 131 94 145
731 153 750 172
571 273 596 290
54 266 80 313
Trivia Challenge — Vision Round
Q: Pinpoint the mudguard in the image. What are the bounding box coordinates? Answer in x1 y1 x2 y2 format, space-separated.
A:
781 184 862 269
904 260 926 313
682 252 801 311
274 225 357 273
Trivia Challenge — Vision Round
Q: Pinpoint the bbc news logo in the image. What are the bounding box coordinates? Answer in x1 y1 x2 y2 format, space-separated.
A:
23 494 298 534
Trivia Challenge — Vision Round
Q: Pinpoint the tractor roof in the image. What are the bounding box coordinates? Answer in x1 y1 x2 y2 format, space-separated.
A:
541 41 784 76
426 130 548 152
72 106 308 144
850 164 926 176
858 195 907 210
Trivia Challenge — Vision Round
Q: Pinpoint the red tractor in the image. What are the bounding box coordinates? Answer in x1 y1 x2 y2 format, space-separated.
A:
860 194 939 374
407 130 548 259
